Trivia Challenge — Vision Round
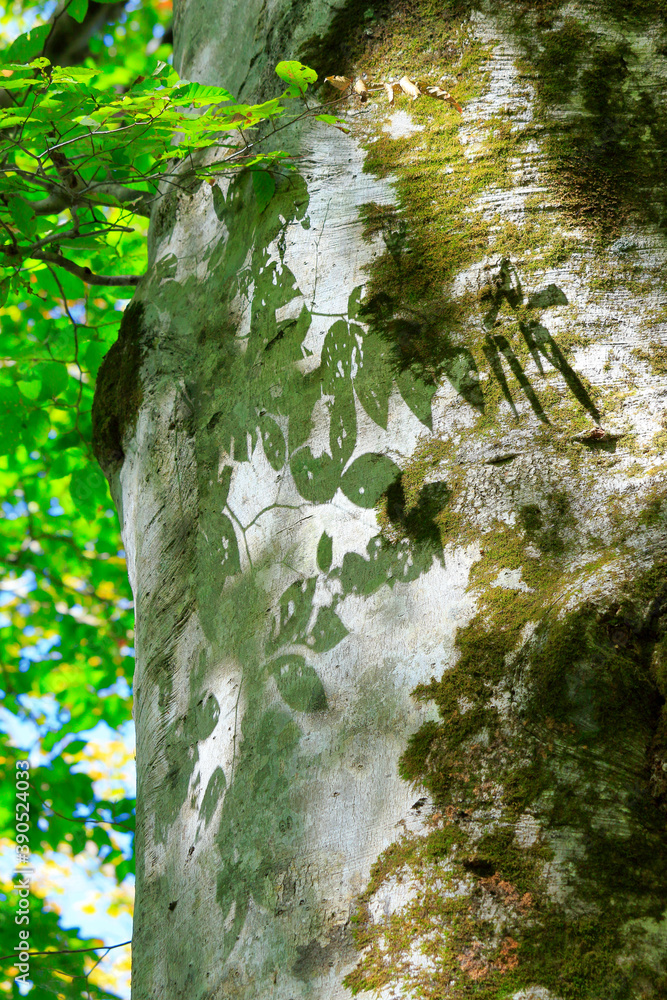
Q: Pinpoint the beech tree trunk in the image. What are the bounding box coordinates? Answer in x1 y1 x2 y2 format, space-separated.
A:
93 2 667 998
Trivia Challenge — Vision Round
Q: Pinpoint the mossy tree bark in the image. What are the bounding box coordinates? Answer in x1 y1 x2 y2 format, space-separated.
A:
93 1 667 997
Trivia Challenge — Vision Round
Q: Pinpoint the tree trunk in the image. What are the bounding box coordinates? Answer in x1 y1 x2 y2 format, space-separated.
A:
93 2 667 997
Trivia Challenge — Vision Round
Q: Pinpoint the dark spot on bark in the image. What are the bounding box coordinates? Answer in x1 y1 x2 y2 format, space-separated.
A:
462 856 496 878
292 925 357 981
264 329 285 352
92 298 147 478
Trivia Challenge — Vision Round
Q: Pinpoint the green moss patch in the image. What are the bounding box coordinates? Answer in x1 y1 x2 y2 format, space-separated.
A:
348 547 667 998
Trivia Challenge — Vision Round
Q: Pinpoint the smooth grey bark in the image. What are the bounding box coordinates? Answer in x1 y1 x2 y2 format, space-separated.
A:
95 2 667 998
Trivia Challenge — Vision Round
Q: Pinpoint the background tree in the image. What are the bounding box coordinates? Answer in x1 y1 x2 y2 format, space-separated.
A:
0 3 171 998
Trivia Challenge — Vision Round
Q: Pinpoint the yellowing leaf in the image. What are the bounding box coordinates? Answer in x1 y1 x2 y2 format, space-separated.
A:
383 82 394 104
275 60 317 97
399 76 420 101
326 75 352 91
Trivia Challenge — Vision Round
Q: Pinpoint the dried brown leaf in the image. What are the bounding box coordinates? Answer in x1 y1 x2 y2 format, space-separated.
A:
326 75 352 91
398 76 420 101
354 78 369 102
423 85 462 113
383 82 394 104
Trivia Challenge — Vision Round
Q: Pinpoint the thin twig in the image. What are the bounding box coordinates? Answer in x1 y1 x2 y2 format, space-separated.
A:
29 780 134 830
46 265 84 435
0 942 131 963
38 109 168 158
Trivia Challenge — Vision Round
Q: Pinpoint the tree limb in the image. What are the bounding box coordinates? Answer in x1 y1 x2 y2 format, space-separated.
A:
26 184 154 217
4 248 142 285
43 1 127 67
0 160 154 217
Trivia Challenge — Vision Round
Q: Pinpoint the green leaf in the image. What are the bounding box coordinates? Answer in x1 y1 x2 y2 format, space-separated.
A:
171 82 235 104
317 531 333 573
315 113 350 133
0 0 181 970
52 64 99 83
5 25 51 63
69 464 109 514
0 71 38 94
83 340 108 376
7 196 36 239
0 113 29 127
23 409 50 447
251 170 276 213
275 60 317 97
17 379 41 400
67 0 89 23
268 655 327 712
340 453 401 509
36 362 69 400
0 383 23 440
50 452 72 480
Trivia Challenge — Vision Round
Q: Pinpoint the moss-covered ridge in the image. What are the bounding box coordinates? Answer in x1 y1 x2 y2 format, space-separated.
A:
345 552 667 999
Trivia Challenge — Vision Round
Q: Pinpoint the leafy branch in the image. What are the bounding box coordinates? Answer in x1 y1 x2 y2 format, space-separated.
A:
0 44 348 293
29 779 135 830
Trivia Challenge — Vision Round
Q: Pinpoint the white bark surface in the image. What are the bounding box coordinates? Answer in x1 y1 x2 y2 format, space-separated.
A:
96 2 667 998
